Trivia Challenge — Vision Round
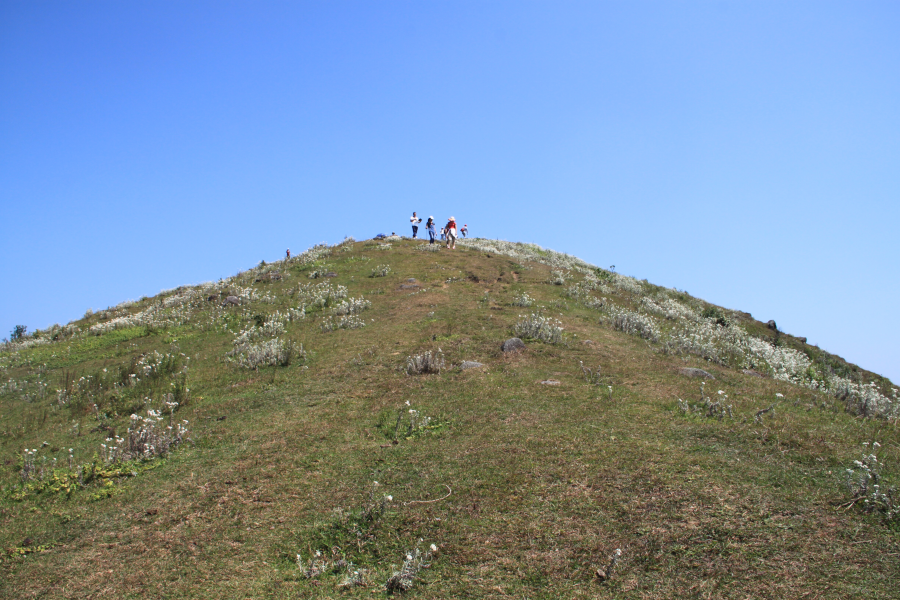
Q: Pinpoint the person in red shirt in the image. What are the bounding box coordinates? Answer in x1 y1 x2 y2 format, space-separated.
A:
445 217 458 249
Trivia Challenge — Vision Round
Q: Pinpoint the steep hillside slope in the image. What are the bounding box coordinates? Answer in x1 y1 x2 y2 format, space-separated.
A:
1 238 897 599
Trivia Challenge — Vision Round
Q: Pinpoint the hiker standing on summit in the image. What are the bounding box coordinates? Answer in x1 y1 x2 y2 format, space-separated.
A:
410 212 422 238
425 216 436 244
445 216 458 250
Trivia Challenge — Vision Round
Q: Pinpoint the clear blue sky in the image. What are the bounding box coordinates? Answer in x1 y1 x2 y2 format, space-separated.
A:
2 1 898 383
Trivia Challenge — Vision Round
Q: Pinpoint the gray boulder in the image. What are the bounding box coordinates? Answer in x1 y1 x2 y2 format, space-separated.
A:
223 296 241 306
766 320 777 331
679 368 714 379
501 338 526 353
459 361 484 370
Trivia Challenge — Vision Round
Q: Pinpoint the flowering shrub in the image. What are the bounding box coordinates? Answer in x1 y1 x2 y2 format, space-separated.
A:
20 448 39 482
57 373 103 406
12 446 151 501
511 292 534 307
605 307 659 342
230 338 299 368
678 389 734 420
295 282 348 312
640 295 701 322
134 351 184 381
227 309 302 369
1 330 52 351
377 400 445 442
831 380 899 420
296 550 333 580
407 350 444 375
844 443 898 523
1 377 49 403
294 481 394 583
321 315 367 332
457 238 600 275
580 361 602 385
83 283 227 336
550 270 567 285
405 408 433 434
371 264 392 277
231 321 286 347
457 241 883 401
0 241 339 355
101 408 189 462
612 273 643 295
338 566 369 589
581 295 606 310
294 243 332 266
331 297 371 316
385 542 437 593
515 312 564 344
662 318 748 364
701 306 730 327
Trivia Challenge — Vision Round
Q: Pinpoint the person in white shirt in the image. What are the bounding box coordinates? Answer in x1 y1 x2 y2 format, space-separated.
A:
410 212 422 238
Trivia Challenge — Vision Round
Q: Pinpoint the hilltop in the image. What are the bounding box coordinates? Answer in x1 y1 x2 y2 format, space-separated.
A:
1 238 897 599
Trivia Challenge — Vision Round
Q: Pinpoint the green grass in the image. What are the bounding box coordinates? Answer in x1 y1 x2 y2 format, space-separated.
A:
0 238 897 599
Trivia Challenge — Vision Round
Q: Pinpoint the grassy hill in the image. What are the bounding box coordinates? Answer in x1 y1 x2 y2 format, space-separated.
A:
1 237 897 599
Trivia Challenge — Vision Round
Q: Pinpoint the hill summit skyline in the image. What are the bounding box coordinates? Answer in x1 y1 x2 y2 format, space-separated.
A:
1 237 897 597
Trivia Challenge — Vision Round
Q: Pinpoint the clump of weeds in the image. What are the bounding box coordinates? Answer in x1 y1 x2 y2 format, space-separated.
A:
842 442 899 525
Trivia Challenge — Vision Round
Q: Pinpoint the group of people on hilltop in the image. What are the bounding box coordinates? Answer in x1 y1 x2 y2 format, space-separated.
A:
410 212 468 249
285 213 469 260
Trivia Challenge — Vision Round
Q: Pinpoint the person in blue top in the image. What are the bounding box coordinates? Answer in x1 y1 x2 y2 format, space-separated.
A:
425 216 436 244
